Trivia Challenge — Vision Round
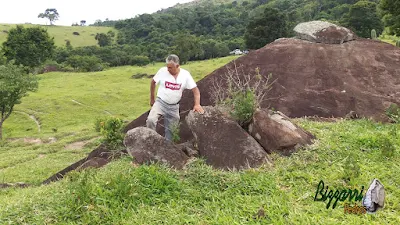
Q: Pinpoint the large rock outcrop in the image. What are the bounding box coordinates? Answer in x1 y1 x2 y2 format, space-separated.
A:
124 127 190 169
249 109 315 156
124 23 399 144
185 106 271 170
294 21 356 44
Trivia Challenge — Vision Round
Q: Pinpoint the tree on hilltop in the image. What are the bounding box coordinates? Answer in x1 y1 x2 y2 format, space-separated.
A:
38 8 59 25
95 32 114 47
80 20 86 26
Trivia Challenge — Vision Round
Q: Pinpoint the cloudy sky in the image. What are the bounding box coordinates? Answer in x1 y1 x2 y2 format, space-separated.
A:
0 0 194 26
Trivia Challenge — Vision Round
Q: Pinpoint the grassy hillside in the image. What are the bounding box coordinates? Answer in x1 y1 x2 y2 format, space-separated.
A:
0 24 116 47
0 56 239 184
0 55 399 224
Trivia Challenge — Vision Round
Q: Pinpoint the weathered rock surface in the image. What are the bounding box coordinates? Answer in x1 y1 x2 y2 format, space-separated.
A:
294 20 356 44
124 127 190 169
185 106 271 170
249 109 315 155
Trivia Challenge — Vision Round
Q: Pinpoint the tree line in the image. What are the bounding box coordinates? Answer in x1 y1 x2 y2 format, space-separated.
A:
93 0 398 53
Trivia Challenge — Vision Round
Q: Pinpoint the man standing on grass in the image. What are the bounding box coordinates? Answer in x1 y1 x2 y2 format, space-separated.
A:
146 54 205 141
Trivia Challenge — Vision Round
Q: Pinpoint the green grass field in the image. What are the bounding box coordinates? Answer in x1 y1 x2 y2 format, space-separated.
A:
0 55 399 224
0 23 116 47
0 56 239 184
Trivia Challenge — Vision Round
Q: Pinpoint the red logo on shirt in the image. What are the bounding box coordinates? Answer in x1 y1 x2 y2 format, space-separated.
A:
165 81 181 90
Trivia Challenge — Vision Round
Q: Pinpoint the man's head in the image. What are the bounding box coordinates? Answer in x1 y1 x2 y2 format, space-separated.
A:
166 54 180 75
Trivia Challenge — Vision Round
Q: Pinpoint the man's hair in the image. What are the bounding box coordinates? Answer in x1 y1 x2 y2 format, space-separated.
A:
166 54 180 65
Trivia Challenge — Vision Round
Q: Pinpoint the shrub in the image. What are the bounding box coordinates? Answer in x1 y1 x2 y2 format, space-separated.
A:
66 55 105 72
211 64 275 127
224 89 257 127
95 116 125 151
385 103 400 123
396 40 400 47
65 39 72 50
170 121 181 144
343 152 360 182
34 60 68 74
129 55 150 66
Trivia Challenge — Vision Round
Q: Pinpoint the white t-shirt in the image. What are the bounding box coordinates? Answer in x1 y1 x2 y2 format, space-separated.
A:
153 67 197 104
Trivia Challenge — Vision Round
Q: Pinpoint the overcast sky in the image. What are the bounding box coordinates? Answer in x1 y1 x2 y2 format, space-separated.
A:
0 0 194 26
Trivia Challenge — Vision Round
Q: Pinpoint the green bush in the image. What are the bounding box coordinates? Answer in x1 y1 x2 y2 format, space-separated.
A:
385 103 400 123
66 55 105 72
95 116 125 150
224 89 257 127
343 152 360 182
396 40 400 47
34 60 72 74
211 66 274 128
129 55 150 66
170 121 181 144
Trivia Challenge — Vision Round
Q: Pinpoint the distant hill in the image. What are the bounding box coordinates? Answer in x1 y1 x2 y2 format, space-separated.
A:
0 24 117 47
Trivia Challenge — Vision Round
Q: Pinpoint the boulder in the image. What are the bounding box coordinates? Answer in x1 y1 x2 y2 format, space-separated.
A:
294 21 356 44
124 127 189 169
185 106 271 170
248 109 315 156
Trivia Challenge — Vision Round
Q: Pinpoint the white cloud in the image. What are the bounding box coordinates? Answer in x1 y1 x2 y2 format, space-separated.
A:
0 0 193 26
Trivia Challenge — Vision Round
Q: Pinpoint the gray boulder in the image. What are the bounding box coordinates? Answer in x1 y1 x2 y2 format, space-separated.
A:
294 21 356 44
249 109 315 156
124 127 189 169
185 106 271 170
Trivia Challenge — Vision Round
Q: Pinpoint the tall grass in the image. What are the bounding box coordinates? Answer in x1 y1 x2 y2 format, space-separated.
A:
0 119 399 224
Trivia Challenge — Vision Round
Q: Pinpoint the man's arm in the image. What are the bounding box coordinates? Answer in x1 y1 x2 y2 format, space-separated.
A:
192 87 201 106
192 87 204 114
150 79 156 106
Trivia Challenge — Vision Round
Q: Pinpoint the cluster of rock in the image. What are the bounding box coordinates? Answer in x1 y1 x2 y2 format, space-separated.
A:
39 20 400 185
124 106 314 170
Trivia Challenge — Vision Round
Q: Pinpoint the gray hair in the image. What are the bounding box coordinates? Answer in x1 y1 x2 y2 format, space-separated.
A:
166 54 180 65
